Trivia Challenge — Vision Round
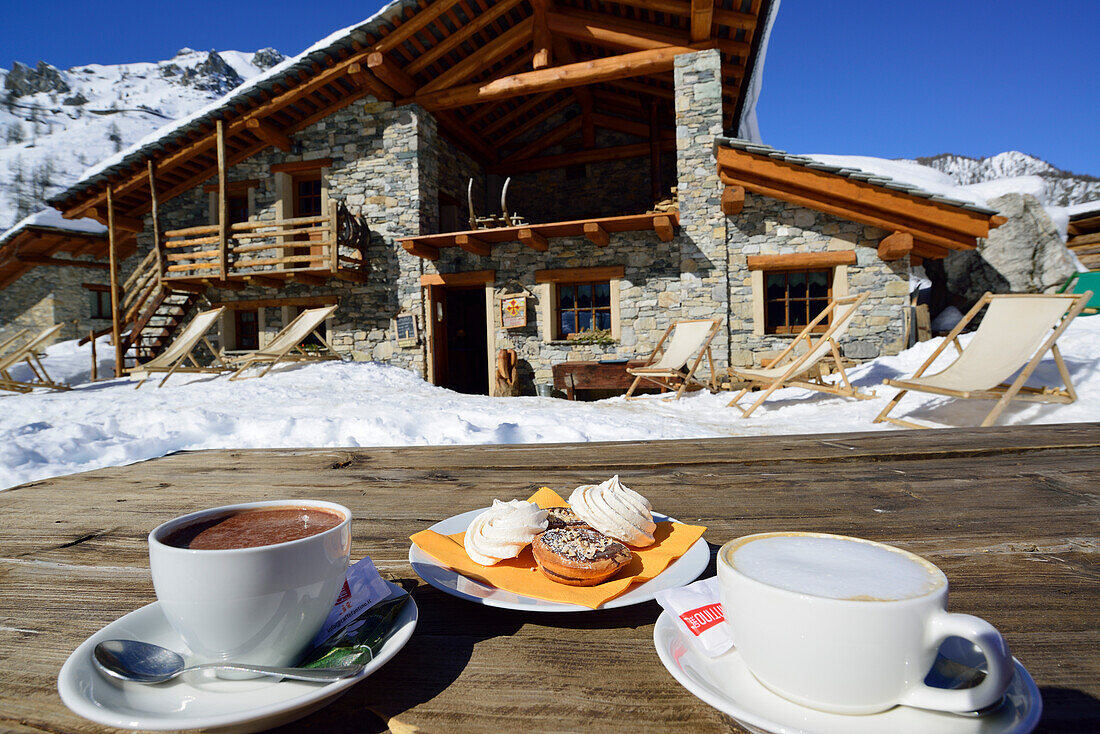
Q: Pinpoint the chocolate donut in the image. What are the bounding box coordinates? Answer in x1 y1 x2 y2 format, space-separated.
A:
532 527 632 586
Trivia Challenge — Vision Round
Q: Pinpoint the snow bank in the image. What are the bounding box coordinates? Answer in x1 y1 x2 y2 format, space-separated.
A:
3 315 1098 491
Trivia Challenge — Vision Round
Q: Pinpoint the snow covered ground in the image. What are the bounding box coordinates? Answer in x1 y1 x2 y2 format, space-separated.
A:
1 316 1097 491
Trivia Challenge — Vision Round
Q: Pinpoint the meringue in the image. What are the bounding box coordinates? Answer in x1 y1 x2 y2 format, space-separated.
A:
568 475 656 547
464 499 548 566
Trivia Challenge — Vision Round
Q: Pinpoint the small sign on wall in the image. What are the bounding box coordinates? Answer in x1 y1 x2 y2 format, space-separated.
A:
394 312 419 347
500 294 527 329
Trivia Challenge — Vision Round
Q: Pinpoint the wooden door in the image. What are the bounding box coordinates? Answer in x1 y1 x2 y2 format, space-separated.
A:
426 285 488 395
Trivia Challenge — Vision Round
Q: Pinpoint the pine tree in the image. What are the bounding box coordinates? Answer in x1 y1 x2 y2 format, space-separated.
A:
107 121 123 152
5 122 24 144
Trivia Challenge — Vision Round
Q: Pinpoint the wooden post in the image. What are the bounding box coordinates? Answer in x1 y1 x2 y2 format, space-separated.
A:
148 159 165 280
89 330 98 382
329 199 339 273
532 0 552 69
649 102 662 204
107 186 123 378
216 119 229 280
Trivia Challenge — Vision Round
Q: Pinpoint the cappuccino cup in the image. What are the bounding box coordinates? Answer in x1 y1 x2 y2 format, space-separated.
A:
717 532 1013 715
148 500 352 667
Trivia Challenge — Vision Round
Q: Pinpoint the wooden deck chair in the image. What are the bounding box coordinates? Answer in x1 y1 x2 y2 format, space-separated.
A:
126 307 228 388
226 305 341 381
0 323 69 393
624 318 722 400
726 293 873 418
873 291 1092 429
1058 271 1100 315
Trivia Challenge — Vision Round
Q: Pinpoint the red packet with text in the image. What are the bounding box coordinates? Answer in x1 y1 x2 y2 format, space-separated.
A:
655 577 734 657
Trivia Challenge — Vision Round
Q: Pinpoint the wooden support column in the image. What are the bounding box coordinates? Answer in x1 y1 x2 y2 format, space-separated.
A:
216 119 229 280
649 102 662 203
106 186 123 378
329 199 340 273
690 0 716 42
532 0 552 69
147 160 165 279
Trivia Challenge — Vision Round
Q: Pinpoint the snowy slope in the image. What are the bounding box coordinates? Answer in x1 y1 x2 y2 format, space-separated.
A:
2 315 1099 490
912 152 1100 207
0 48 284 229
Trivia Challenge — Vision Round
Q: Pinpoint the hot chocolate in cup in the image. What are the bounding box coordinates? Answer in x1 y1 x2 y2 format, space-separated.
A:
148 499 352 668
717 531 1014 715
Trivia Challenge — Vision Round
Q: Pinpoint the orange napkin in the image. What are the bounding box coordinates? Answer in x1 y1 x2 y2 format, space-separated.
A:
409 487 706 609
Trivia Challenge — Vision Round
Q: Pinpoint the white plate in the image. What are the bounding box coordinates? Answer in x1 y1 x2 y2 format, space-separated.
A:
57 581 417 733
409 508 709 612
653 610 1042 734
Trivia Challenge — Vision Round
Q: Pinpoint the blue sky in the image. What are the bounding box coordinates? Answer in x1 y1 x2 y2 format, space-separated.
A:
3 0 1097 175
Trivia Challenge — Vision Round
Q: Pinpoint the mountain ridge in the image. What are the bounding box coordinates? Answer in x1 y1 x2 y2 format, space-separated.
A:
908 151 1100 207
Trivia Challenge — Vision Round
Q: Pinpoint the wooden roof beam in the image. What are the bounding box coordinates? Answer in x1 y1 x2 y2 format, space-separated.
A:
405 0 526 76
14 254 110 270
611 0 758 31
347 62 397 101
505 116 583 162
83 208 143 232
690 0 716 43
546 8 704 53
366 51 417 97
490 138 676 175
475 91 555 135
405 46 697 111
492 96 574 147
417 17 534 95
375 0 463 53
245 118 293 153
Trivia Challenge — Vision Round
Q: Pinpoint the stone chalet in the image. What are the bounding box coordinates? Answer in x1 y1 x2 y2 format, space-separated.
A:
4 0 1005 395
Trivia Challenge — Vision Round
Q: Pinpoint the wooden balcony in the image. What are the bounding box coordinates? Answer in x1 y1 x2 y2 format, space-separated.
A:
397 211 678 260
161 201 370 288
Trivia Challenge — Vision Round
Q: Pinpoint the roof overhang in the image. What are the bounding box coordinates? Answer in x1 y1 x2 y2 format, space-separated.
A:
49 0 774 227
715 140 1005 259
0 225 128 290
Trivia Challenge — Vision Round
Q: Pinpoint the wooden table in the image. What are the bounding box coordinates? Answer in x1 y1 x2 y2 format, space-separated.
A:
552 359 649 399
2 423 1098 733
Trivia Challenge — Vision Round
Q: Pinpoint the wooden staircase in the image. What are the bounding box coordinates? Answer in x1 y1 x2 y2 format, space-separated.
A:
120 249 206 364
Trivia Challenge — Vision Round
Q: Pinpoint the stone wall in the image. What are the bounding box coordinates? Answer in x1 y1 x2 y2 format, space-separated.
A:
0 261 113 343
674 49 729 362
726 193 910 365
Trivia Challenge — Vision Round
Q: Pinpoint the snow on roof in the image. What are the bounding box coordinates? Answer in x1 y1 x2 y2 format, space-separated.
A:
0 208 107 247
714 138 999 216
1067 199 1100 219
51 0 405 204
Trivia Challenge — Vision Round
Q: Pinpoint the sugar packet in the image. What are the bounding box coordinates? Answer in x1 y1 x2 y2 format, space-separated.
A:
298 557 409 668
655 576 734 657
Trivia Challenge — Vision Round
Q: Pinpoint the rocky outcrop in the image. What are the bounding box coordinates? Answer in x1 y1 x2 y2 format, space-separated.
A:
251 48 286 71
926 192 1077 314
3 61 70 97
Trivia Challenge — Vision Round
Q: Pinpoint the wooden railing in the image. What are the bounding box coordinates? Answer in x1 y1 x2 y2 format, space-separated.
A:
161 201 369 282
122 249 160 323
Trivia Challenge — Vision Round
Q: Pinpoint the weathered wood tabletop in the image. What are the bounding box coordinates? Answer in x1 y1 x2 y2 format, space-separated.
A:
1 423 1098 733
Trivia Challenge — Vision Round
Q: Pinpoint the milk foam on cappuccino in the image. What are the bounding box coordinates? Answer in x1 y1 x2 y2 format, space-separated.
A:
730 533 944 601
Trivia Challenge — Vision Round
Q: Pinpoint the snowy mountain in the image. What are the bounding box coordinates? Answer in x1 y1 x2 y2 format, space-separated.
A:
0 48 285 229
910 152 1100 207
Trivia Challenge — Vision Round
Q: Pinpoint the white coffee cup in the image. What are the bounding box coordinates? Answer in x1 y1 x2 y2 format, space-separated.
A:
148 499 352 667
717 532 1013 715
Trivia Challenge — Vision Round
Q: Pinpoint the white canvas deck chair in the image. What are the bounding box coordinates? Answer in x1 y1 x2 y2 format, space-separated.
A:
226 305 341 381
0 323 69 393
874 291 1091 429
727 293 872 418
624 318 722 400
127 307 228 388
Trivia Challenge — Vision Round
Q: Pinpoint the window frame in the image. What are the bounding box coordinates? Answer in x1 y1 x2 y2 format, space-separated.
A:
762 267 833 335
554 279 614 340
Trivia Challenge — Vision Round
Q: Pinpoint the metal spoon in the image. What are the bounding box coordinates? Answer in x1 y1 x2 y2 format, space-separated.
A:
93 639 363 684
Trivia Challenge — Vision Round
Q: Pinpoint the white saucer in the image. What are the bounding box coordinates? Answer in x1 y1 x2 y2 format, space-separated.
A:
409 509 709 612
57 581 417 733
653 611 1041 734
